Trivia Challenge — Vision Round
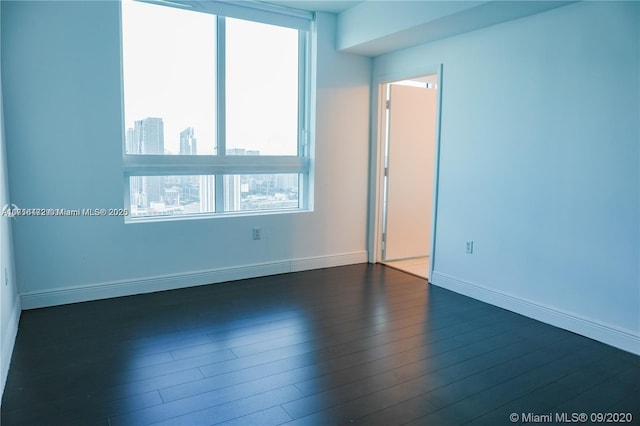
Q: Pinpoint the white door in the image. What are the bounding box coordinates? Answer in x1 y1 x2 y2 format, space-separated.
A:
383 83 437 261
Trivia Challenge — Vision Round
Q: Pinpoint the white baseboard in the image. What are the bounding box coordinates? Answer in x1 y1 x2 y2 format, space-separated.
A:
430 271 640 356
20 251 369 310
1 294 21 403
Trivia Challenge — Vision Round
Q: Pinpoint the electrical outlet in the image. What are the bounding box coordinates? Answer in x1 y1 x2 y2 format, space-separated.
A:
253 227 262 240
465 241 474 254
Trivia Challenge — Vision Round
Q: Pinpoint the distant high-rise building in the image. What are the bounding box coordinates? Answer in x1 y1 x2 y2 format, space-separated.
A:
180 127 197 155
179 127 199 192
125 127 138 154
126 127 144 207
224 148 254 210
200 176 215 213
137 117 164 154
225 175 242 211
276 174 298 192
227 148 260 156
227 148 245 156
221 149 262 210
132 118 165 206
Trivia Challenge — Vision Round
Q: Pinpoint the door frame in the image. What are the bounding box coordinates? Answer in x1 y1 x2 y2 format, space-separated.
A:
367 64 444 279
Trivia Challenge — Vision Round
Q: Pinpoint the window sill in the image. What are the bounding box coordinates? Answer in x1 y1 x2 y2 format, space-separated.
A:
124 207 312 224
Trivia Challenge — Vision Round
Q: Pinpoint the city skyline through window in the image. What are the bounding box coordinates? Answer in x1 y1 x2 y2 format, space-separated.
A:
121 0 308 219
121 0 217 155
126 119 300 217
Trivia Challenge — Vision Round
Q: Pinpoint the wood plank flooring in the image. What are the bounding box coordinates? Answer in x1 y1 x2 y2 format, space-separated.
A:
2 264 639 425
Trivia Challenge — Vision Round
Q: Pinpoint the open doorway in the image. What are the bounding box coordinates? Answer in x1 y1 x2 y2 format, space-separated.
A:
380 74 439 280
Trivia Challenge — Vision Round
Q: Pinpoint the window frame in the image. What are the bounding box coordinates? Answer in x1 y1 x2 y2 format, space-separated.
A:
120 0 314 222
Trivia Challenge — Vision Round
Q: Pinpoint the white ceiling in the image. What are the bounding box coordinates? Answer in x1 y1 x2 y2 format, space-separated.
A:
257 0 576 57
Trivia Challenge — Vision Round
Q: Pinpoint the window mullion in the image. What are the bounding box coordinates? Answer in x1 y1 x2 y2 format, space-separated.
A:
300 30 311 210
298 31 306 158
215 15 226 212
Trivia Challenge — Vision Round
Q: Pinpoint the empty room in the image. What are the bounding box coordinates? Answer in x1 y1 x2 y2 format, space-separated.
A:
0 0 638 425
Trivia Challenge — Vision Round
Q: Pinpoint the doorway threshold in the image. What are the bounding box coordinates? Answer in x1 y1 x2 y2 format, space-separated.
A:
383 256 429 280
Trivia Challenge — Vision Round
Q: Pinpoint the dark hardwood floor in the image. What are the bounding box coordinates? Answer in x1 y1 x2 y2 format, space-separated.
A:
2 264 639 425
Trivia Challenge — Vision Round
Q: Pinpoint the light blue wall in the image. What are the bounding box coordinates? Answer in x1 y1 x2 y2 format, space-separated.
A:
337 1 573 56
375 1 639 352
0 0 21 399
337 1 481 52
1 2 371 305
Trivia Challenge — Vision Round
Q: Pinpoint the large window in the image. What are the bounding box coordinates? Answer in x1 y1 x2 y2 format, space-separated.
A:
121 0 312 220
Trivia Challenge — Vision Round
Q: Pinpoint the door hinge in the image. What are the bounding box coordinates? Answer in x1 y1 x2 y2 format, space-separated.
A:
384 167 389 177
386 100 390 109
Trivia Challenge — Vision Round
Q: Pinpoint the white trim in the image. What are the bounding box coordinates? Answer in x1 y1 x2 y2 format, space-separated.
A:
367 64 443 271
430 271 640 355
136 0 313 31
428 65 444 279
20 251 368 310
366 83 387 264
197 1 312 30
124 155 308 176
1 295 21 403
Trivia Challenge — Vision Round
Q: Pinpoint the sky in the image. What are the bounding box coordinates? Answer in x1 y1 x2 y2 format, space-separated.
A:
121 0 299 156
